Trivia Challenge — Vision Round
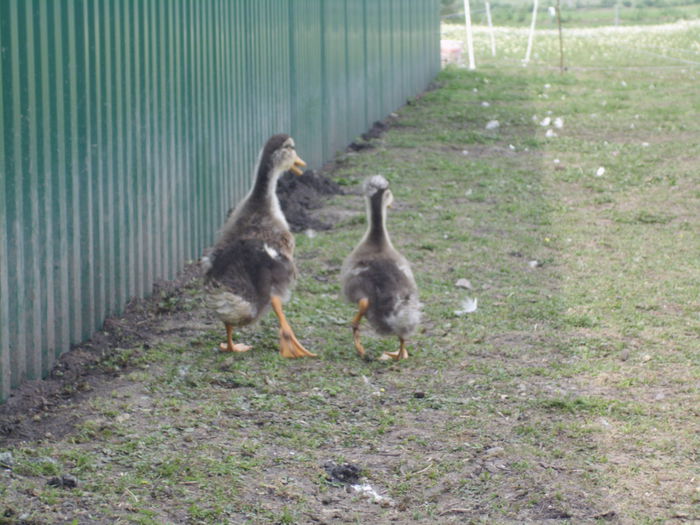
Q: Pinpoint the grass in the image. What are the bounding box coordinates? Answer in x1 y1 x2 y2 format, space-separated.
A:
2 20 699 525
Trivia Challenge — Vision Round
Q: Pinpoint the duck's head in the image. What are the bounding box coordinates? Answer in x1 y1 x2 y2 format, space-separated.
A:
363 175 393 210
260 134 307 176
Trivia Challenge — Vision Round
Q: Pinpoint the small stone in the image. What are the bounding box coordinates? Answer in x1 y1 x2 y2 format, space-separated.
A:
0 452 14 468
484 446 505 458
413 392 426 399
455 278 473 289
47 474 78 489
324 462 361 485
485 120 499 130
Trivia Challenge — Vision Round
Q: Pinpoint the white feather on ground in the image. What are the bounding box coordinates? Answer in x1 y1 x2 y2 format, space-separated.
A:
455 297 478 315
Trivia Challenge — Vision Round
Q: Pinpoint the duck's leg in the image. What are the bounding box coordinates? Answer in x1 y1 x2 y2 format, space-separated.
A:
351 298 370 358
219 323 252 353
380 337 409 361
271 295 317 358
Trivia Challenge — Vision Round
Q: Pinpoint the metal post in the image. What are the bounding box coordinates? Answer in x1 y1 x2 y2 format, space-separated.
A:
463 0 476 70
524 0 538 64
485 1 496 57
556 0 564 73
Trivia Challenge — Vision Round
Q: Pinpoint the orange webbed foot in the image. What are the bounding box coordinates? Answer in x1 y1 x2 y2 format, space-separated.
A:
219 342 253 353
279 327 317 358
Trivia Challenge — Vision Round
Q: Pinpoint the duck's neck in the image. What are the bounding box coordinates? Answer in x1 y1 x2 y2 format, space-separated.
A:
243 158 287 226
248 152 284 205
365 193 390 248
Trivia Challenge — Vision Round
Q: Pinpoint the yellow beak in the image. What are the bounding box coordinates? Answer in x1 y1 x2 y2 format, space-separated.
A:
289 155 307 176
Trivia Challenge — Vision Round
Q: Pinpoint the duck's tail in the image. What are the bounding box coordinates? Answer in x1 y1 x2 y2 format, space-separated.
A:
207 290 256 326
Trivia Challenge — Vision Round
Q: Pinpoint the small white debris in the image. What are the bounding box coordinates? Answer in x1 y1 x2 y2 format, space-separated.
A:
0 452 14 467
465 188 473 196
621 80 627 87
545 129 557 138
390 112 398 118
553 158 560 164
484 446 505 458
596 167 605 177
641 142 650 147
351 483 395 507
461 149 469 156
548 6 556 16
539 116 551 127
481 101 490 107
455 297 478 315
305 228 317 239
553 117 564 129
528 260 540 268
544 83 551 89
473 88 479 93
509 144 515 151
455 278 473 289
485 120 500 130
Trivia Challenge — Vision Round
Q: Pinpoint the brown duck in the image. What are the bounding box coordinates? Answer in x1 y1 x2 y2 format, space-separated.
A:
340 175 421 360
202 134 316 358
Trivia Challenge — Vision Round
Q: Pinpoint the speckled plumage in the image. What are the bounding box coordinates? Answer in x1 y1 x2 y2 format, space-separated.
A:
341 176 421 353
204 134 299 328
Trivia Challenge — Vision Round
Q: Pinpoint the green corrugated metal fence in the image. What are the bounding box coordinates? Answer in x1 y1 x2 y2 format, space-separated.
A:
0 0 440 401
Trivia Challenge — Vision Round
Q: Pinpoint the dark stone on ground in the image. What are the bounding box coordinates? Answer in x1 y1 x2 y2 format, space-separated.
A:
324 461 361 485
47 474 78 489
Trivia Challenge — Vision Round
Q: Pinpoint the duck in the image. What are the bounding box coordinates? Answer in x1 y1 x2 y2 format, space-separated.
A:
340 175 421 360
202 134 316 358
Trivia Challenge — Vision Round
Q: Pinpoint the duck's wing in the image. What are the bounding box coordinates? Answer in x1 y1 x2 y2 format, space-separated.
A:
205 238 296 315
343 257 416 307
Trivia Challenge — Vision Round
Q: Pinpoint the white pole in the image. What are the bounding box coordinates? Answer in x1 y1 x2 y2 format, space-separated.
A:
524 0 539 64
463 0 476 70
485 1 496 57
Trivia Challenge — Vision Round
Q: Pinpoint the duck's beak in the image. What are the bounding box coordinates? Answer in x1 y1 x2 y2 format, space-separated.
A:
289 155 307 176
